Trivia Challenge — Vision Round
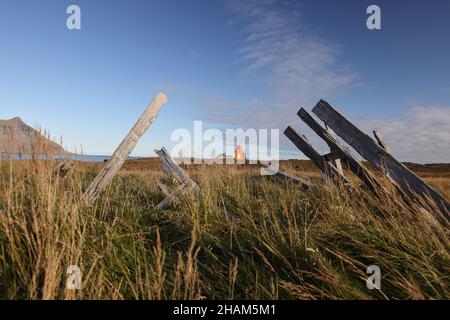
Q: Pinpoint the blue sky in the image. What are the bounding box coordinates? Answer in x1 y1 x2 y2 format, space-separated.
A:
1 0 449 162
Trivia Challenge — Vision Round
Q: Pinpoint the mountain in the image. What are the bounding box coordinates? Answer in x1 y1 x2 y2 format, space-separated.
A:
0 117 64 154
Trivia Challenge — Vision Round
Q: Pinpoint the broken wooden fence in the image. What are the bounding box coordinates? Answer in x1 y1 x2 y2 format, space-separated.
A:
285 99 449 226
83 92 169 204
261 163 312 191
51 159 74 178
155 147 199 209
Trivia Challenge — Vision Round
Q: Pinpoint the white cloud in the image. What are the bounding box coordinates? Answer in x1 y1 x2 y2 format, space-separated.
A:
195 1 450 163
357 106 450 163
199 0 356 129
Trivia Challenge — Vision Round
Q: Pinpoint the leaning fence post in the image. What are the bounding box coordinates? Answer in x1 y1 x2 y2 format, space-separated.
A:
83 92 169 204
284 126 351 186
261 163 312 190
373 130 391 154
154 147 199 209
325 123 344 176
297 108 386 195
312 99 449 225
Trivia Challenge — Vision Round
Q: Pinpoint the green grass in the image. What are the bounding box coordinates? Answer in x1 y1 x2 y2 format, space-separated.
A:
0 159 448 300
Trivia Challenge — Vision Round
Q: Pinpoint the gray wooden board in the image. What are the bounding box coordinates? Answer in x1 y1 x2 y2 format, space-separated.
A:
83 92 169 204
312 99 449 224
284 126 350 186
298 108 384 194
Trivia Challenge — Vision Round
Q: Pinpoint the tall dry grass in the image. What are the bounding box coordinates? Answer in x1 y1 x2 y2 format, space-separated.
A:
0 150 448 299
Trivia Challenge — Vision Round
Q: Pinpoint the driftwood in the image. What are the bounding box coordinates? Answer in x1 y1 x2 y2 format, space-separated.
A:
83 92 169 204
312 99 449 225
155 147 199 209
261 163 312 190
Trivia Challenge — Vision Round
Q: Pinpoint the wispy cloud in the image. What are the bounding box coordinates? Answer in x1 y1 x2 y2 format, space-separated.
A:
199 0 356 129
356 106 450 163
196 1 450 163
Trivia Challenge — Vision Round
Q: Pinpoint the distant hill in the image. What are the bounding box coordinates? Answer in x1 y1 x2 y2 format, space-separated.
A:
0 117 64 154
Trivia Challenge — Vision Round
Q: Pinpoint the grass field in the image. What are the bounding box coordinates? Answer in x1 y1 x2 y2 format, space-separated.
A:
0 156 448 300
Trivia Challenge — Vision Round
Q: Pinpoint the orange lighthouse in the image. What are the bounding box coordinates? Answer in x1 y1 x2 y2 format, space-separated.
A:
234 145 245 162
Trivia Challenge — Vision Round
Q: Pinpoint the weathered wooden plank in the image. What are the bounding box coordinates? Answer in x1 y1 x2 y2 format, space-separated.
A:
284 126 350 186
156 181 190 210
83 92 169 204
155 148 190 184
52 160 74 178
155 146 199 209
373 130 391 153
155 147 199 191
154 148 242 222
323 152 340 162
261 163 312 190
298 108 384 194
156 180 171 196
312 99 449 224
324 123 344 175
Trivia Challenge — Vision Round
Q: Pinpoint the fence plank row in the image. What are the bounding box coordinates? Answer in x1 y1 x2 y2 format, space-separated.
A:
312 99 449 224
297 108 385 195
284 126 350 186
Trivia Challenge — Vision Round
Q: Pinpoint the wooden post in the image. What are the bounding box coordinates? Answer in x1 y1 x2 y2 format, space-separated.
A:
312 99 449 224
155 147 199 209
156 180 171 196
155 147 199 191
83 92 169 204
373 130 391 153
284 126 350 186
156 181 191 210
155 148 194 186
52 160 74 178
325 124 344 176
297 108 384 194
261 163 312 190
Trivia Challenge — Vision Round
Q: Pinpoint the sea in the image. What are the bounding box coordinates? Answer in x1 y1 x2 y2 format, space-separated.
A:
0 153 143 163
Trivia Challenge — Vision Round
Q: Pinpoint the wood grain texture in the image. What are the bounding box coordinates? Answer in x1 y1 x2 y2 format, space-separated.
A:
156 181 190 210
83 92 169 204
324 123 344 175
298 108 384 194
155 148 191 185
284 126 350 186
373 130 391 153
155 147 199 209
312 99 449 224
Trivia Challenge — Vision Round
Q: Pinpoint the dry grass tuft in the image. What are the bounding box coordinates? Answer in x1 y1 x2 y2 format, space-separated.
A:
0 148 448 300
